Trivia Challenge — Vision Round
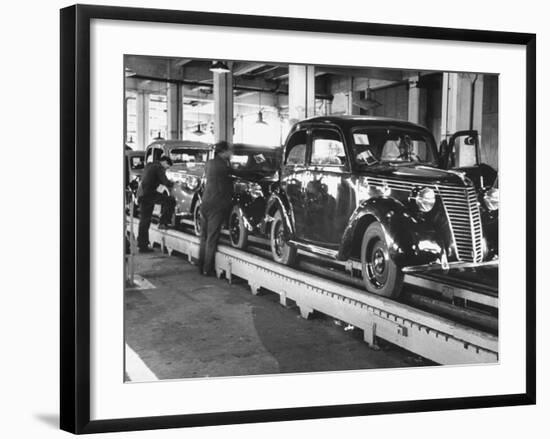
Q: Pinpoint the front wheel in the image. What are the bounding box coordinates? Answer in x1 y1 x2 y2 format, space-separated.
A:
360 222 404 298
270 211 297 265
193 201 202 237
228 205 248 249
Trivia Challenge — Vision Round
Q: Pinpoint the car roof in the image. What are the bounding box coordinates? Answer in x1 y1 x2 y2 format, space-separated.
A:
294 115 428 131
125 149 145 156
232 143 281 152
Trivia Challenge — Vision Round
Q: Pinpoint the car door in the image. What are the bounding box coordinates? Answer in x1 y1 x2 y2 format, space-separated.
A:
280 129 309 240
439 130 497 189
304 127 353 246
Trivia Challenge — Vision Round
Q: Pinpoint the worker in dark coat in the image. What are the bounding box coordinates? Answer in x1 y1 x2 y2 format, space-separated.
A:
137 155 176 253
198 141 234 275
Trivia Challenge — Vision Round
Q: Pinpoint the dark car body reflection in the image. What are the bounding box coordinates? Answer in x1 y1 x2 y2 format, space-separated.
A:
265 116 498 298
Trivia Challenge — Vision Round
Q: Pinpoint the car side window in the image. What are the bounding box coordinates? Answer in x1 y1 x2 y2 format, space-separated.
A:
153 146 164 161
311 129 346 166
285 131 307 166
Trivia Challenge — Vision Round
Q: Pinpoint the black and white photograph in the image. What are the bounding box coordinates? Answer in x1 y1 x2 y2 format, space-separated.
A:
123 55 500 381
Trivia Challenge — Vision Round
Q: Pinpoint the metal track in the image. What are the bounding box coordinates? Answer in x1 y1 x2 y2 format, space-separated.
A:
129 222 498 365
180 219 499 310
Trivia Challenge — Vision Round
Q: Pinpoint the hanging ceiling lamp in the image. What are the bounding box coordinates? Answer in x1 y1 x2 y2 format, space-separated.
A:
193 97 205 136
256 111 268 125
154 131 164 140
193 123 205 136
209 60 231 73
124 67 136 77
256 91 268 125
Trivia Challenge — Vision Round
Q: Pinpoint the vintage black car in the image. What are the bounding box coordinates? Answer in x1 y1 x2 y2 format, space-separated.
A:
225 144 282 249
265 116 499 298
145 140 214 229
192 143 282 244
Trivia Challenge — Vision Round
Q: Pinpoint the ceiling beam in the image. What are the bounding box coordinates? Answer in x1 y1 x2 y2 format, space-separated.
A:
316 67 403 81
233 62 267 76
173 59 193 68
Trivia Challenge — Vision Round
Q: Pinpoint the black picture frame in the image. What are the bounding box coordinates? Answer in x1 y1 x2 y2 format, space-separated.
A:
60 4 536 434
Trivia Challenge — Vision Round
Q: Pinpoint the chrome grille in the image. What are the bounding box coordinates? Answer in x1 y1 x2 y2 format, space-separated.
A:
364 176 484 263
437 185 483 263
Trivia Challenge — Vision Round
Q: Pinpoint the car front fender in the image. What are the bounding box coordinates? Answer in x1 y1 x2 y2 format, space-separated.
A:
265 190 295 237
339 197 444 267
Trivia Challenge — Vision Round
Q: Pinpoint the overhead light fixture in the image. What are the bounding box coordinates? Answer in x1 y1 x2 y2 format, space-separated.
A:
256 111 268 125
256 92 268 125
193 124 205 136
209 60 231 73
193 92 205 136
127 135 134 144
154 131 164 140
124 67 136 77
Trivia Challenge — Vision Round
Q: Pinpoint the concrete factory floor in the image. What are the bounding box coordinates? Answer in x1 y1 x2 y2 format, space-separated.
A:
124 249 430 381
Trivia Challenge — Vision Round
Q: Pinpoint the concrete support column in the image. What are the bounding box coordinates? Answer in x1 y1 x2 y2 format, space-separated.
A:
288 65 315 124
123 96 129 144
471 75 484 133
408 76 421 124
213 67 233 143
136 91 150 150
166 83 181 140
347 77 362 115
441 72 484 141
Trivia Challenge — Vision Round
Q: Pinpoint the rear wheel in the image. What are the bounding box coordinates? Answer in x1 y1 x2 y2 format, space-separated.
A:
270 211 297 265
193 201 202 236
360 222 403 298
228 205 248 249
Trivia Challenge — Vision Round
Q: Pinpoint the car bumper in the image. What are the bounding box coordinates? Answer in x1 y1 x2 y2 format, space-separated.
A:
402 258 498 273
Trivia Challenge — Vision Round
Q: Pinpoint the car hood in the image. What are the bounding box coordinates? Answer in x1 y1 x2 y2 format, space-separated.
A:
360 164 469 186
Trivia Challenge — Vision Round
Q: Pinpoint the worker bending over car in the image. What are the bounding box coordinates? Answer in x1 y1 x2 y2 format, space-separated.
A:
137 155 176 253
198 141 234 276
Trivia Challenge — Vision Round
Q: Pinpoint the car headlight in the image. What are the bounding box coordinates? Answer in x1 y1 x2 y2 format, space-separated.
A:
166 171 182 182
483 187 499 211
185 176 199 191
415 187 436 212
248 182 263 199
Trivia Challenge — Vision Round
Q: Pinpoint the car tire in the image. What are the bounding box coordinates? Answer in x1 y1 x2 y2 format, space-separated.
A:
193 201 202 237
360 221 403 298
228 205 248 249
270 210 297 266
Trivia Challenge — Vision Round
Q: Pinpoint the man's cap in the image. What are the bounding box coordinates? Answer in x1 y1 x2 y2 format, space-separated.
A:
159 155 173 166
214 141 232 154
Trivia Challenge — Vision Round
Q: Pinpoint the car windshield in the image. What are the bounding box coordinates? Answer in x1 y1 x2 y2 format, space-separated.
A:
169 148 209 167
352 126 437 166
129 155 145 170
229 150 281 174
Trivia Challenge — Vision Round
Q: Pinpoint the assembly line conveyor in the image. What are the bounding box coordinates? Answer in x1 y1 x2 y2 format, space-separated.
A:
128 221 499 366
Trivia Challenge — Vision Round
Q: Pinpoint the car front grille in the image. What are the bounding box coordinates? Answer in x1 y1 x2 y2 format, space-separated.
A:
436 185 483 263
364 177 484 263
